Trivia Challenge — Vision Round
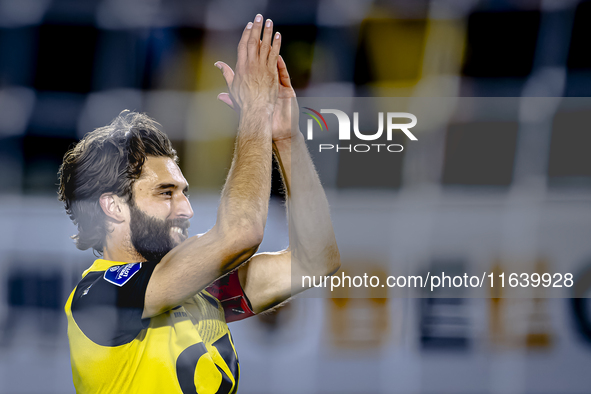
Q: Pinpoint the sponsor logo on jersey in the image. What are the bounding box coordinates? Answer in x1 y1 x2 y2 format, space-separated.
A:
103 263 142 287
82 283 93 296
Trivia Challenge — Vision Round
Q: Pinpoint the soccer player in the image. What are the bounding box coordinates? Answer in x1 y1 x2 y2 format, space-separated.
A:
59 14 339 394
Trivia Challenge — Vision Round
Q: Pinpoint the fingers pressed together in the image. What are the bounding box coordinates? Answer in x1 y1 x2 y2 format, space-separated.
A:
236 14 281 70
214 14 285 111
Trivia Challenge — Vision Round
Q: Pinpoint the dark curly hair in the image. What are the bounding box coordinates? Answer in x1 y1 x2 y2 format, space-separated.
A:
58 110 178 254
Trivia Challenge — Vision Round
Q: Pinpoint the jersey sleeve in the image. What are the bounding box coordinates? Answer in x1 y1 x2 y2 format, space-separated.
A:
205 270 255 323
70 262 157 347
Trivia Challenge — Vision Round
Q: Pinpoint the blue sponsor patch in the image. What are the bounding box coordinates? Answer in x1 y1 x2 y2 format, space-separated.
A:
103 263 142 287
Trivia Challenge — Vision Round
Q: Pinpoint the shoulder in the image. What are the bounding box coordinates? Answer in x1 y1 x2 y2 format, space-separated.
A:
70 261 158 346
72 262 156 308
102 263 144 287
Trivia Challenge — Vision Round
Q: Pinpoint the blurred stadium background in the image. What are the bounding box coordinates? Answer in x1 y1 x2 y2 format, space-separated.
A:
1 0 591 393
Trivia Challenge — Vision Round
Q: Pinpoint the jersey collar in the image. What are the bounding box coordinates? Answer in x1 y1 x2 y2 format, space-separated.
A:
83 258 141 277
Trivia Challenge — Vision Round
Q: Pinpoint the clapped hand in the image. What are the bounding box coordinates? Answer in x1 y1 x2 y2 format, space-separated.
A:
215 14 281 117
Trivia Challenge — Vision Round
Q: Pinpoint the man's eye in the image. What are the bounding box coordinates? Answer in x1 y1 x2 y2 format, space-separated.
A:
161 191 173 196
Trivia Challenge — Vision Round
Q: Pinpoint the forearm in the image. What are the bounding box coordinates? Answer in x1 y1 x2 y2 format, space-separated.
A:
216 108 274 243
273 132 340 277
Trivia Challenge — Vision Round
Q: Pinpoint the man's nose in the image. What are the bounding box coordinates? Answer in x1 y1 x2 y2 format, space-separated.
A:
176 194 194 219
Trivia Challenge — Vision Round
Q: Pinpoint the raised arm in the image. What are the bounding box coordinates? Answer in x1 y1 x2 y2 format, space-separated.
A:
143 15 281 318
217 55 340 313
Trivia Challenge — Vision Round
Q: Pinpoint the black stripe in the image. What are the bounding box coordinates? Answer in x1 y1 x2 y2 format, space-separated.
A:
214 366 233 394
212 334 238 380
176 342 208 394
202 292 219 308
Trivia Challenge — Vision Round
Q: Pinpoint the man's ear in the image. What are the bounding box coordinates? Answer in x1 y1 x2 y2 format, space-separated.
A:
99 193 126 223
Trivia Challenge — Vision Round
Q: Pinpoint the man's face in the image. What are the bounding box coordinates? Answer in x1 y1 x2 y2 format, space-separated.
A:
128 156 193 261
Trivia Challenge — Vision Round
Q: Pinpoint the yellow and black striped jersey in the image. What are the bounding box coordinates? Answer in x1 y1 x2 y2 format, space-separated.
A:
65 258 254 394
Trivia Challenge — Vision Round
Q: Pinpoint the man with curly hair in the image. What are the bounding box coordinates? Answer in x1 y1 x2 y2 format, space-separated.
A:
60 15 339 394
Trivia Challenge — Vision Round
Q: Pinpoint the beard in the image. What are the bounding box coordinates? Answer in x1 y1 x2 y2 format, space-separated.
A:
128 199 190 262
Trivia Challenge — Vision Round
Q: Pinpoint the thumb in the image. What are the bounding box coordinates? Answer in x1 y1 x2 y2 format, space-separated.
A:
214 61 235 87
217 93 235 109
277 55 292 88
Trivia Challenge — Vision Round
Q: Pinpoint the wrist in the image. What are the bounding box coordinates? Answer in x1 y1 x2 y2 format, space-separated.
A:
241 103 274 118
238 107 274 134
273 130 304 149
